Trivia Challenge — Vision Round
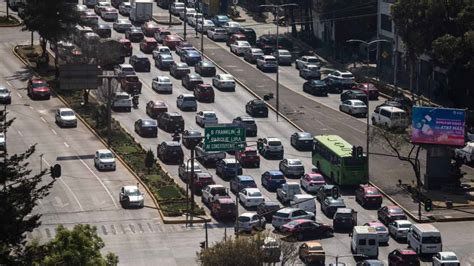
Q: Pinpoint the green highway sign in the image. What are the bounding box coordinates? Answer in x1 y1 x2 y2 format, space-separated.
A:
204 124 246 152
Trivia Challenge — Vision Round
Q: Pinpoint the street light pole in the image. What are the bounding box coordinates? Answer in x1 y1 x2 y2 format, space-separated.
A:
183 0 188 41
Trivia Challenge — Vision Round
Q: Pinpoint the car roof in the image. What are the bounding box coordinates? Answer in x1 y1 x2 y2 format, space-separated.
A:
176 62 189 67
397 249 417 255
438 251 457 257
216 197 233 203
321 184 335 190
97 149 112 154
378 106 406 112
237 175 254 181
167 112 182 116
287 158 302 163
187 73 202 78
347 99 366 104
240 212 257 218
58 107 74 112
222 158 237 163
200 61 214 66
245 188 260 193
394 220 412 224
163 141 181 146
266 170 283 176
278 207 299 213
263 55 276 59
266 137 281 141
297 132 312 138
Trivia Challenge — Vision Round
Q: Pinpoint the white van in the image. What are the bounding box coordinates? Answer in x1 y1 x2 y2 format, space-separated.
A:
371 106 409 130
351 226 379 258
407 224 442 255
291 194 316 214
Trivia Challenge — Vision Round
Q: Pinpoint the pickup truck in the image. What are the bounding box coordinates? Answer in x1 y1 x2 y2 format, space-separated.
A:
454 142 474 164
195 142 226 166
276 182 301 204
201 184 230 205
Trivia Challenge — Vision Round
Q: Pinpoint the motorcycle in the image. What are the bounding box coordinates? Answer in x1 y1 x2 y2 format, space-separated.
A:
172 131 181 142
132 95 139 109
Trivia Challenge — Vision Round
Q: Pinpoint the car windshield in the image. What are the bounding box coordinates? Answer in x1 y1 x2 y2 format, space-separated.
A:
288 160 302 166
399 223 411 229
441 254 457 260
211 187 227 196
238 216 250 222
61 111 75 116
241 120 255 124
125 188 140 196
183 96 196 101
169 116 183 122
336 213 352 219
221 75 234 81
375 226 387 232
126 76 139 82
225 163 239 168
389 208 403 214
204 113 216 118
279 51 291 56
161 55 173 60
0 88 8 93
142 120 157 126
167 145 182 152
268 141 281 146
245 150 257 156
32 82 48 88
309 175 324 181
353 102 366 106
249 191 262 197
307 58 319 64
274 212 289 218
266 58 277 63
241 180 256 187
158 77 171 83
215 29 226 33
99 152 113 159
270 174 284 180
422 236 441 244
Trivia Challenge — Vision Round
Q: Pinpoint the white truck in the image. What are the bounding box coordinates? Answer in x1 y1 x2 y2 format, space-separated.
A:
454 142 474 164
276 182 301 204
129 0 153 24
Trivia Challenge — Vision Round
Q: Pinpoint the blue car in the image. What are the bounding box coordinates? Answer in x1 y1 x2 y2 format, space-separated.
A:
211 15 230 27
230 175 257 194
180 49 202 66
216 159 243 180
261 170 286 191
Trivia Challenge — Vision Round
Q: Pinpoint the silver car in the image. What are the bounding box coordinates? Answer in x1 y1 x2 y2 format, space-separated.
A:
119 185 144 208
339 99 367 117
235 212 266 233
299 64 321 80
195 111 218 127
272 49 292 66
388 220 412 240
212 74 236 91
113 18 132 33
152 76 173 94
176 94 197 111
244 48 264 64
207 27 227 41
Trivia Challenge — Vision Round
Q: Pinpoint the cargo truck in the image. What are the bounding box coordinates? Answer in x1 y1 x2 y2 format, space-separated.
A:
130 0 153 24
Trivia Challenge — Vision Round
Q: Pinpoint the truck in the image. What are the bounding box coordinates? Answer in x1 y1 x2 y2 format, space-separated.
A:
454 142 474 164
276 182 301 204
129 0 153 24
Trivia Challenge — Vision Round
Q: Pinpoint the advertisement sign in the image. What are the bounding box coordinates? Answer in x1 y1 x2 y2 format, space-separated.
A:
411 106 465 146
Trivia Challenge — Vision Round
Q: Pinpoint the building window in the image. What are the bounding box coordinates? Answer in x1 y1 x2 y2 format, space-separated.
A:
381 14 392 32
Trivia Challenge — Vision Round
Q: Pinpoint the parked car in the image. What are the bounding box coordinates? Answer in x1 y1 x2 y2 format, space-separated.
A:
352 83 379 100
194 84 215 103
246 99 268 117
235 212 266 233
182 73 203 90
378 205 407 225
139 37 158 53
387 220 412 240
146 100 168 119
182 129 202 149
195 61 217 77
216 158 242 180
134 119 158 138
295 56 322 70
272 208 315 229
129 55 151 72
257 201 281 222
170 62 191 79
239 188 265 208
257 55 278 72
261 170 286 191
230 175 257 194
94 149 116 171
326 70 356 89
339 99 367 117
195 110 218 127
207 27 228 41
152 76 173 94
341 90 369 104
176 93 197 111
243 48 264 64
272 49 292 66
355 184 383 209
0 86 11 104
299 64 321 80
279 159 305 178
388 249 420 266
157 112 185 133
300 173 326 193
155 53 175 70
212 73 236 91
321 196 346 218
125 27 144 42
235 147 260 168
119 185 144 208
281 220 333 241
27 78 51 100
364 221 389 244
157 141 184 164
232 116 257 137
230 40 251 56
298 241 326 265
141 21 160 37
290 132 313 151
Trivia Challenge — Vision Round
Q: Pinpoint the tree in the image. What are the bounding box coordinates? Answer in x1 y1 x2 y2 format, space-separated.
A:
25 224 119 266
0 112 56 264
145 149 155 174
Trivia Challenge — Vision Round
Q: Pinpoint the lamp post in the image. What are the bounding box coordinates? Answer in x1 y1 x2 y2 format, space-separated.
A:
259 3 298 122
182 134 203 226
346 39 392 181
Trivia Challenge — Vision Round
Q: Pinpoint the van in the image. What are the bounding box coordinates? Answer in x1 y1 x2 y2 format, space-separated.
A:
371 106 409 130
351 226 379 258
407 224 442 255
291 194 316 214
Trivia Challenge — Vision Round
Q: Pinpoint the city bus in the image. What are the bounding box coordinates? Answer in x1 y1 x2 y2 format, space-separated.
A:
312 135 368 185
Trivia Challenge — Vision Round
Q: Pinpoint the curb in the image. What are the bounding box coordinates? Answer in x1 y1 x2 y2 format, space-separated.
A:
0 15 22 27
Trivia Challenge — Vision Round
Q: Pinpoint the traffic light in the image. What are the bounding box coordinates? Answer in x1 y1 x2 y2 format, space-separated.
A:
356 146 364 158
199 241 206 249
331 186 339 199
424 198 433 212
50 164 61 178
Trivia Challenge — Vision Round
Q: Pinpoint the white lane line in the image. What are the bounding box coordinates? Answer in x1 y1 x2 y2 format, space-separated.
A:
5 81 12 87
63 142 69 148
40 117 47 123
29 106 34 110
51 129 57 135
77 157 118 209
42 157 84 211
16 92 22 98
17 130 23 136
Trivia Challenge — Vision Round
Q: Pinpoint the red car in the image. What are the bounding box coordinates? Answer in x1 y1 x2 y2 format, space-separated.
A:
355 184 383 208
194 172 215 192
235 147 260 168
352 83 379 100
139 37 158 54
377 205 407 225
27 78 51 100
226 33 247 47
211 197 236 220
388 249 420 266
163 34 183 50
119 38 132 57
194 84 215 103
146 100 168 119
281 219 333 241
120 75 142 94
141 21 160 37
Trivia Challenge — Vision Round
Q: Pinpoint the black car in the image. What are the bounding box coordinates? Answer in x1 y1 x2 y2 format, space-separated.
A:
195 61 217 77
237 28 257 45
170 62 191 79
134 119 158 137
155 54 174 70
316 184 338 202
93 24 112 38
157 112 185 133
125 27 144 42
182 130 202 149
182 73 203 90
180 49 202 66
157 141 184 164
321 196 346 218
340 90 368 104
245 99 268 118
303 80 328 96
290 132 313 151
257 201 281 222
321 77 344 94
129 55 151 72
232 116 257 137
256 34 293 54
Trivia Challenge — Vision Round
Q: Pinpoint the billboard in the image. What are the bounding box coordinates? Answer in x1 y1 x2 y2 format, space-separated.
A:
411 106 465 146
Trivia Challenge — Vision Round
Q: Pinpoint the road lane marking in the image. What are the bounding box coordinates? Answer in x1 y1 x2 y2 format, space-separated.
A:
29 106 34 110
16 92 22 98
40 117 47 123
63 142 69 148
51 129 57 135
17 130 23 136
5 81 12 87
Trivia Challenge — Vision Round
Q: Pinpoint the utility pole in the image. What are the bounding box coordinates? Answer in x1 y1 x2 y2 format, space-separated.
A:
98 75 121 145
183 0 188 41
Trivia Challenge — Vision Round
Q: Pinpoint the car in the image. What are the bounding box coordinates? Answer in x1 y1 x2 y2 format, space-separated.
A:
80 12 99 26
295 56 322 70
201 184 229 205
129 55 151 72
92 23 111 38
272 208 315 229
207 27 227 41
326 70 356 89
230 40 251 56
302 79 328 96
179 7 196 20
235 147 260 168
257 137 284 159
377 205 407 225
320 196 346 218
141 21 160 37
357 260 385 266
55 107 77 128
316 184 339 201
235 212 266 233
388 249 420 266
196 143 227 166
243 48 264 64
352 83 379 100
298 241 325 265
178 161 202 183
299 64 321 80
272 49 292 66
195 111 218 127
182 129 202 149
27 78 51 100
290 132 313 151
226 33 247 47
0 86 11 104
152 45 171 60
364 221 389 244
322 77 344 93
237 27 257 45
389 95 413 112
155 53 175 70
0 132 6 151
120 75 142 94
146 100 168 119
216 158 242 180
134 119 158 138
139 37 158 54
257 201 281 222
170 1 185 15
170 62 191 79
157 112 185 133
187 12 202 27
119 38 132 56
194 84 215 103
387 220 413 240
114 63 136 77
211 197 236 220
341 90 369 104
433 251 459 266
195 61 217 77
182 73 203 90
196 19 215 33
176 94 197 111
355 185 383 209
281 219 333 241
119 185 144 208
232 116 257 137
125 27 144 42
154 29 171 43
300 173 326 193
180 49 202 66
163 34 183 50
151 76 173 94
246 99 268 117
118 2 132 16
257 55 278 72
157 141 184 164
339 99 368 117
212 73 236 91
239 188 265 208
222 21 242 35
94 149 116 171
211 15 229 27
230 175 257 194
100 7 118 21
94 1 111 15
279 159 305 178
256 34 293 54
261 170 286 191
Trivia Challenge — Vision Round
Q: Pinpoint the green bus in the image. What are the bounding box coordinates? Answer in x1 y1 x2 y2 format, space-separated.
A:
312 135 368 185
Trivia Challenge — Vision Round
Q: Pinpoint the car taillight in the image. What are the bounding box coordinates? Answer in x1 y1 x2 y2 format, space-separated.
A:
285 219 291 223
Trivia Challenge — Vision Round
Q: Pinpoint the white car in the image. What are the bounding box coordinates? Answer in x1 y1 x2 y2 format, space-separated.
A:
152 45 171 60
55 107 77 127
114 63 135 77
387 220 412 240
197 19 215 33
195 111 218 127
239 188 265 208
207 27 227 41
271 207 315 229
0 132 5 151
235 212 266 233
299 64 321 80
432 252 460 266
327 70 355 85
94 149 116 171
295 56 321 69
300 173 326 192
188 13 203 27
152 76 173 94
222 21 242 35
176 94 197 111
113 19 132 33
179 7 196 20
94 1 111 15
230 41 251 56
257 55 278 72
201 184 228 205
212 73 235 91
170 2 185 15
119 185 144 208
339 99 367 117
